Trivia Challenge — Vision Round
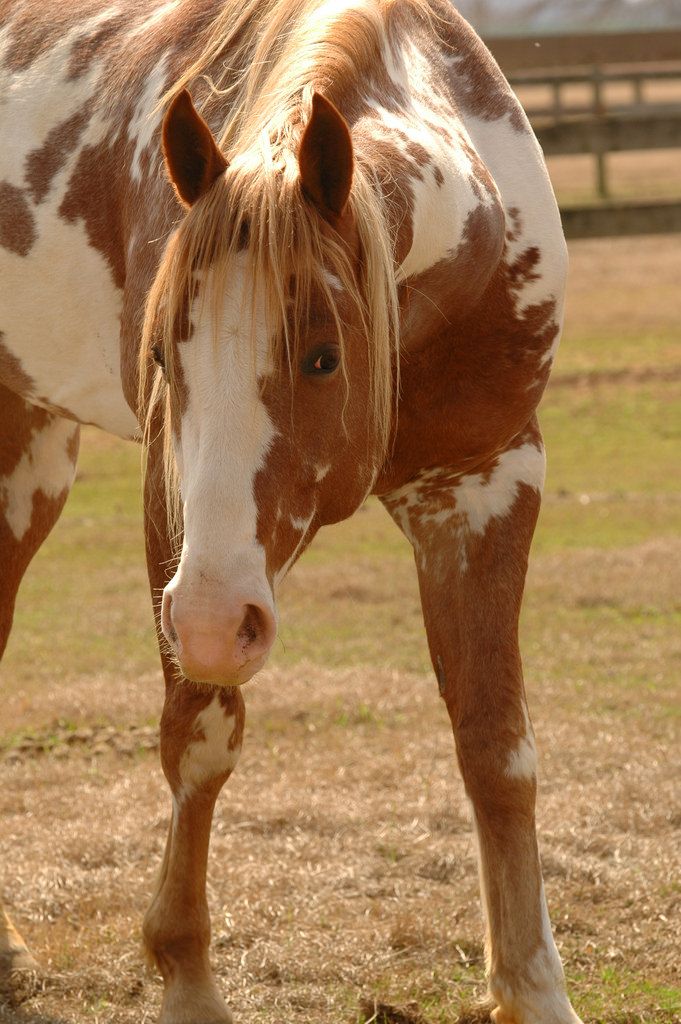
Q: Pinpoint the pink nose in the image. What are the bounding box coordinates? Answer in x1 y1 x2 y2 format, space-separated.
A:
161 590 276 685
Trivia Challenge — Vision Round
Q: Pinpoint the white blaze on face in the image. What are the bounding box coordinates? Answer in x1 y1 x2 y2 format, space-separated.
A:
168 255 277 610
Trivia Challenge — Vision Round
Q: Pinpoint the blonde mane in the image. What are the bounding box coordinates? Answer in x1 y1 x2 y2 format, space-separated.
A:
140 0 439 543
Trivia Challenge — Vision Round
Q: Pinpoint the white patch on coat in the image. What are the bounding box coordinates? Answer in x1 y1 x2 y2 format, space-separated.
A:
499 890 582 1024
473 809 581 1024
290 513 313 532
127 52 171 182
366 40 501 283
128 0 180 38
322 270 343 292
0 13 139 437
391 443 545 533
384 443 545 573
167 254 277 608
0 9 119 187
439 442 546 536
274 509 315 587
506 702 537 780
455 102 568 367
469 806 492 964
503 700 536 778
505 733 537 780
314 463 330 482
0 420 78 541
178 696 240 794
0 219 134 434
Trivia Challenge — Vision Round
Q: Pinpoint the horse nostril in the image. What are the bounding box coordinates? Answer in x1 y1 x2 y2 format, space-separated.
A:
161 591 179 647
238 605 261 649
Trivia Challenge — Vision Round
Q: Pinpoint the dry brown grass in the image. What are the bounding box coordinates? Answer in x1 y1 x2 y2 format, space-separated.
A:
1 545 679 1022
562 234 681 347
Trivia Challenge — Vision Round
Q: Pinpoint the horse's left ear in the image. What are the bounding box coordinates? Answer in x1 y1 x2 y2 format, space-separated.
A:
162 89 228 207
299 92 353 221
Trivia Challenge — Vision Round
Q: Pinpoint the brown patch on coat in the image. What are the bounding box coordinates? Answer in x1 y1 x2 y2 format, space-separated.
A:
66 11 129 80
0 0 101 73
376 204 559 492
430 0 528 133
354 126 419 267
0 332 35 396
25 107 92 203
58 139 127 290
381 423 548 1003
254 225 378 578
0 182 37 256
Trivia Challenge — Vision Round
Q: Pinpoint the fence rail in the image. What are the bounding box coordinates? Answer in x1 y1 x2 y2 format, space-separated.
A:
489 30 681 73
503 53 681 237
560 199 681 239
534 111 681 157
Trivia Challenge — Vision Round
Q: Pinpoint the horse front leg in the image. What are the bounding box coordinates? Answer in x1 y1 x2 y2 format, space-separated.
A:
381 425 582 1024
0 390 80 983
142 679 244 1024
143 450 243 1024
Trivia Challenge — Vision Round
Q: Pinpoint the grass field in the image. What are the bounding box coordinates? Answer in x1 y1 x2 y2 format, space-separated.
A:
1 234 680 1024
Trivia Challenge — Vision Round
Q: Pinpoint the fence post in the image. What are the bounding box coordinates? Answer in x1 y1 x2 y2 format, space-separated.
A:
592 65 609 199
633 73 644 107
552 79 562 119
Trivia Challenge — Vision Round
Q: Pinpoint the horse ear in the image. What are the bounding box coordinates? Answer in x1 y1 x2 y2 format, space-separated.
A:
162 90 227 207
299 92 353 221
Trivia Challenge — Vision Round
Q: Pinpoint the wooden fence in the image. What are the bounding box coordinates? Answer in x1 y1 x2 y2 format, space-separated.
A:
489 30 681 74
515 65 681 238
487 35 681 238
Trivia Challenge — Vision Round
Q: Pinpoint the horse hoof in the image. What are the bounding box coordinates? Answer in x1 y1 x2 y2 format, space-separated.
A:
0 949 41 1004
0 945 38 974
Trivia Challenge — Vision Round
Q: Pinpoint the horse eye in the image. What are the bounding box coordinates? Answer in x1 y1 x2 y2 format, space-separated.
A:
151 344 166 371
302 344 340 376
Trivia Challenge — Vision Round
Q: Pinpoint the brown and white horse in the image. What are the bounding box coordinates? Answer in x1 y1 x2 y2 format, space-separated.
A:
0 1 579 1021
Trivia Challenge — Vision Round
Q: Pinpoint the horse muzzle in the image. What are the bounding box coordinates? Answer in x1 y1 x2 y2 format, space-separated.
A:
161 581 277 686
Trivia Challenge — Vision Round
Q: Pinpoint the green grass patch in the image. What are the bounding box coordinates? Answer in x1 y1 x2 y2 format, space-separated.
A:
572 966 681 1023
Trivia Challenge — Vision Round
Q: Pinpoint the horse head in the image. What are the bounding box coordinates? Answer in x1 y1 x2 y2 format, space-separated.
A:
144 89 396 686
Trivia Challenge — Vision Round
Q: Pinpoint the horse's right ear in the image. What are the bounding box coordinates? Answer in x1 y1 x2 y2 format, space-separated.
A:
162 90 227 207
299 92 353 222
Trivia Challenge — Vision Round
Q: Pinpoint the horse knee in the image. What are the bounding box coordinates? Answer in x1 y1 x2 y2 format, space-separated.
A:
453 713 538 826
161 690 245 798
